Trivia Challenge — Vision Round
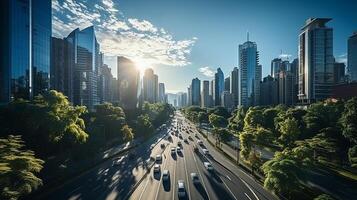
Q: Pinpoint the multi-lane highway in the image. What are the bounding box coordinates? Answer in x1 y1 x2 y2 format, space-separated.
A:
130 111 277 200
36 111 276 200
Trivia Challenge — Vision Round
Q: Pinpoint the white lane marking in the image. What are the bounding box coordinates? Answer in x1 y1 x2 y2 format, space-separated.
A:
226 175 231 181
240 179 260 200
191 147 210 200
221 177 238 200
138 174 151 200
182 143 192 200
245 193 253 200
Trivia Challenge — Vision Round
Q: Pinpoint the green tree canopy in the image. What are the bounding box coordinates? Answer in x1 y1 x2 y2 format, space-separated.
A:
0 135 44 200
278 118 300 148
209 113 228 128
340 97 357 144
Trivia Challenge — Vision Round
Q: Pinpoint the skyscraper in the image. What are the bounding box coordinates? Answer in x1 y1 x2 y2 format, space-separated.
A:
201 80 210 107
298 18 334 104
51 37 74 102
0 0 51 103
334 62 345 84
98 64 113 103
143 68 158 103
159 83 166 103
214 68 224 106
191 78 201 106
224 77 230 92
278 70 296 106
239 39 261 107
348 32 357 82
221 91 234 111
260 75 278 106
271 58 282 78
117 56 139 109
230 67 239 107
187 86 192 106
66 26 100 109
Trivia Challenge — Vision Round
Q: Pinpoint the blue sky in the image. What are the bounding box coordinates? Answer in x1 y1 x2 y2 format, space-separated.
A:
53 0 357 93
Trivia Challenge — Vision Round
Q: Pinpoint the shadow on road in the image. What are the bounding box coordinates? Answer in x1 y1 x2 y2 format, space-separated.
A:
194 183 209 200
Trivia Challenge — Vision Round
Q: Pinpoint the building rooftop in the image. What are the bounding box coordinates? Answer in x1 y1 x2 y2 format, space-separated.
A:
301 18 332 30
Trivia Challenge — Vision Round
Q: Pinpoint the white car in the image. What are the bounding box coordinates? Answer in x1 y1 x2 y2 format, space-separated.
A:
202 149 209 155
197 140 203 145
162 170 170 181
156 154 162 163
176 147 181 153
153 164 160 173
171 147 176 155
190 173 200 184
204 162 213 171
177 180 186 198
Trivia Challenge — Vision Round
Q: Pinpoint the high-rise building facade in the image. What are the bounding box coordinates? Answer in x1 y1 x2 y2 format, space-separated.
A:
214 68 224 106
348 32 357 82
66 26 100 109
298 18 334 104
221 91 234 111
201 80 210 107
98 64 113 103
260 75 278 106
239 40 261 107
143 68 158 103
159 83 166 103
230 67 239 107
334 62 346 84
51 37 74 102
191 78 201 106
0 0 51 103
271 58 282 78
278 71 296 106
116 57 138 108
224 77 230 91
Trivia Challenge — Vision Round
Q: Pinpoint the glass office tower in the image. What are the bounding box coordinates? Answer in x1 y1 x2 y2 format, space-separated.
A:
0 0 51 103
239 40 261 107
66 26 100 109
298 18 334 104
214 68 224 106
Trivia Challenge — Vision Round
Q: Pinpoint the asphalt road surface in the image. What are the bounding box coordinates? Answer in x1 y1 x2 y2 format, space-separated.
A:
129 111 277 200
37 111 276 200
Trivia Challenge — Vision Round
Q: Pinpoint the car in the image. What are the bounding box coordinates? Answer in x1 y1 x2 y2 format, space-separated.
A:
183 138 188 143
171 147 176 155
153 164 160 173
176 147 181 153
188 136 192 140
204 162 214 171
197 140 203 145
190 173 200 184
202 148 209 155
162 170 170 181
156 154 162 163
193 145 199 152
195 133 199 138
177 141 182 146
177 180 186 198
160 143 165 148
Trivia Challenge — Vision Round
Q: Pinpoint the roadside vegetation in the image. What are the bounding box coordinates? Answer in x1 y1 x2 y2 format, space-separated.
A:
182 98 357 199
0 90 174 200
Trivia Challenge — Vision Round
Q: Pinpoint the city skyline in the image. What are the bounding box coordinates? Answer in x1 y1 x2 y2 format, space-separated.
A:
52 0 357 93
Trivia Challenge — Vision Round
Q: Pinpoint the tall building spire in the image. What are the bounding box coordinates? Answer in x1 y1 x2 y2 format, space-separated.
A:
247 31 249 41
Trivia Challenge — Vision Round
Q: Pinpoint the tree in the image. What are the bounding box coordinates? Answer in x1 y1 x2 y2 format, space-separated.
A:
314 194 335 200
228 107 245 132
209 114 228 128
255 127 275 147
0 135 44 200
239 130 255 160
278 118 300 148
121 125 134 142
135 114 154 137
213 128 231 146
209 106 230 118
341 97 357 144
244 107 264 130
348 145 357 168
261 156 300 197
248 151 263 174
198 111 208 124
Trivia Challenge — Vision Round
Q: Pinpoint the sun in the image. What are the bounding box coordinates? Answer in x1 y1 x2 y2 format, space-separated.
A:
135 59 150 74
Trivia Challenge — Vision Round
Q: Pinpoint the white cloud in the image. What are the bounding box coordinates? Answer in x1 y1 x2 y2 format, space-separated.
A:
128 18 158 33
279 53 292 60
198 67 215 77
52 0 197 69
336 53 347 64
